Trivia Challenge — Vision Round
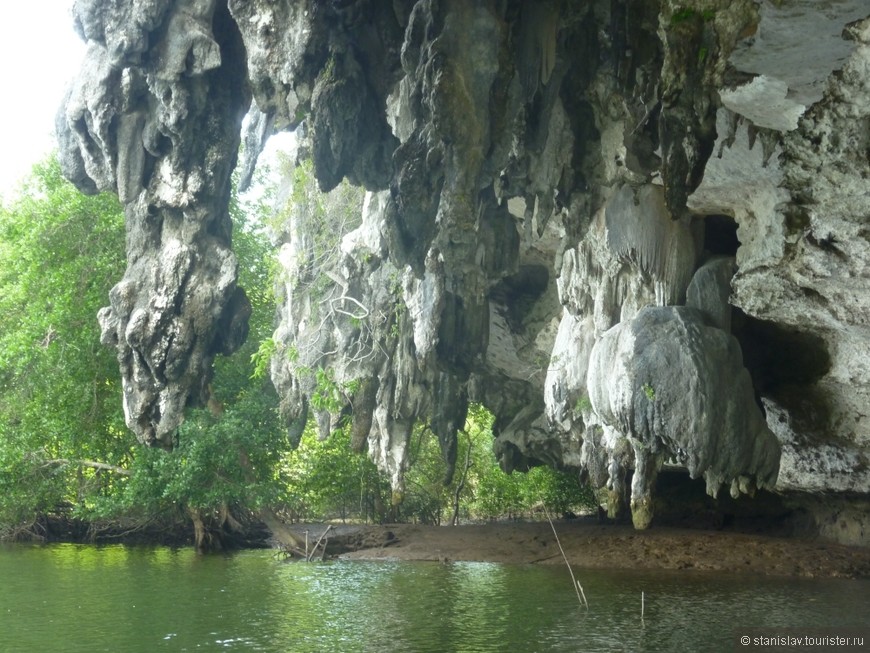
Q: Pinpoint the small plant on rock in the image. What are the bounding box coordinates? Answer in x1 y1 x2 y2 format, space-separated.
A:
642 383 656 401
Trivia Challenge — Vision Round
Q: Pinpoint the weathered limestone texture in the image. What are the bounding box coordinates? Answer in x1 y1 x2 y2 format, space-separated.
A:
586 306 779 529
57 0 252 446
60 0 870 540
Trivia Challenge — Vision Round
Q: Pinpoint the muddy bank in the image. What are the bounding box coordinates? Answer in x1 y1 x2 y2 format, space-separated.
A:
290 520 870 579
9 514 869 579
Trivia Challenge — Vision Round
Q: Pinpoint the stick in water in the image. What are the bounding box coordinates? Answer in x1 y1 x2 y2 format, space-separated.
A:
543 505 587 609
641 591 645 620
307 525 333 562
577 580 589 608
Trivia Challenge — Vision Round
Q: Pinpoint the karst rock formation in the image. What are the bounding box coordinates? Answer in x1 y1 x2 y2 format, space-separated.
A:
58 0 870 542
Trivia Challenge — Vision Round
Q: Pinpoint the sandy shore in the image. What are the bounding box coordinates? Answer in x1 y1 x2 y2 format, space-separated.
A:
292 520 870 578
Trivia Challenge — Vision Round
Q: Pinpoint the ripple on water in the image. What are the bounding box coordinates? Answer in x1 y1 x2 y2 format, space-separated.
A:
0 545 867 652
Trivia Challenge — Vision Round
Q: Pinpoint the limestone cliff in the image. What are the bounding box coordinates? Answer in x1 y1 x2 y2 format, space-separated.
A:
57 0 252 447
58 0 870 542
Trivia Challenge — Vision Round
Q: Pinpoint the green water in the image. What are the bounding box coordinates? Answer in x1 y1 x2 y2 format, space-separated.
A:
0 544 867 652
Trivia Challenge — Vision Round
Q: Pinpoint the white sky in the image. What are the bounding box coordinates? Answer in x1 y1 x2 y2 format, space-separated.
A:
0 1 84 197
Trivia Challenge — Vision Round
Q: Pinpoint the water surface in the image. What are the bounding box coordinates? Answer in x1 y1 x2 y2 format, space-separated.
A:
0 544 867 652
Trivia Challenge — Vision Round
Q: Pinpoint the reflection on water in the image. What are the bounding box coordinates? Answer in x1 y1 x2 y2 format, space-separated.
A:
0 543 867 652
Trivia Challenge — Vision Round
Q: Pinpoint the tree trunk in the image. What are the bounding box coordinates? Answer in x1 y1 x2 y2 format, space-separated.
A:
257 507 306 553
451 434 473 526
188 507 222 553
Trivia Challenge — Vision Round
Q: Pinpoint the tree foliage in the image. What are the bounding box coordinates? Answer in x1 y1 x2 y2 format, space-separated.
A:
280 423 389 523
275 406 598 527
397 404 599 525
0 158 127 531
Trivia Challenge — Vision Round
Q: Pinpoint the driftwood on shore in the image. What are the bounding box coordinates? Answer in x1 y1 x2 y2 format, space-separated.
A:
259 509 307 557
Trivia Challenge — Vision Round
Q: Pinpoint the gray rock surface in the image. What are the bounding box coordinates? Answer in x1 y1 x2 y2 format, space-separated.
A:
57 0 251 446
58 0 870 539
586 306 780 528
686 257 736 332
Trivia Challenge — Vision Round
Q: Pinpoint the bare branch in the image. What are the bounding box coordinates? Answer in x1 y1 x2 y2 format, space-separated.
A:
330 295 370 320
42 459 132 476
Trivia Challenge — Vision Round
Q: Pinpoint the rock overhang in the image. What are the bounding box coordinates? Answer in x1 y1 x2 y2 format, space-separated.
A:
57 0 870 539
